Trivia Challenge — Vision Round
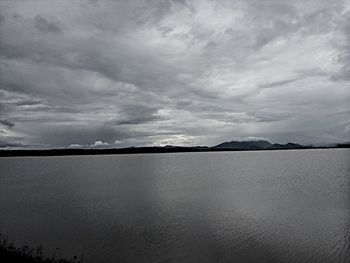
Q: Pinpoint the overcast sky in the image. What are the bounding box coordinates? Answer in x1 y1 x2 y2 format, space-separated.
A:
0 0 349 149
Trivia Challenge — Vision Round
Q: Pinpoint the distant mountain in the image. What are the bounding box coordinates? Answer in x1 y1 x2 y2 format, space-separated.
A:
214 140 272 150
213 140 306 150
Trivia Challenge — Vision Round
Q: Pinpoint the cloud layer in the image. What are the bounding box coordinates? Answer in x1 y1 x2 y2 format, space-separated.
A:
0 0 349 148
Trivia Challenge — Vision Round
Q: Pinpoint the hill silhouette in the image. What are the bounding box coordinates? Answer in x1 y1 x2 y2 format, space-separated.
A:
213 140 306 150
0 140 348 157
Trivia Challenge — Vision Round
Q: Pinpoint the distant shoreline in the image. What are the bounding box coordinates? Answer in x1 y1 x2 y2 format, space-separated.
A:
0 145 348 157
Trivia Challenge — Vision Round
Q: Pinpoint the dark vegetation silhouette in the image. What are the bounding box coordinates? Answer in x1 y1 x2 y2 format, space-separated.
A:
0 234 81 263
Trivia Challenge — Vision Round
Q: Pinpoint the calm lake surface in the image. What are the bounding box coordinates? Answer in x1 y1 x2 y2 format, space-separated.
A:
0 149 349 263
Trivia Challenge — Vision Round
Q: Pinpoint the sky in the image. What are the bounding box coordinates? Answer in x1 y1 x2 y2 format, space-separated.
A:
0 0 349 149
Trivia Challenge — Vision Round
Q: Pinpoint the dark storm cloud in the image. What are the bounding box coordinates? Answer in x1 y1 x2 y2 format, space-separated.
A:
115 104 166 125
0 119 14 128
0 0 349 148
0 140 22 148
259 78 302 90
14 99 42 106
36 125 125 146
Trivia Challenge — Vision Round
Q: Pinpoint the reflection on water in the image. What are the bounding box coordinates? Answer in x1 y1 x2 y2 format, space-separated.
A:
0 149 349 262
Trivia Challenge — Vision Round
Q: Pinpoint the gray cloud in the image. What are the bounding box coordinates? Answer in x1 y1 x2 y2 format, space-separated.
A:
0 0 349 148
34 15 62 34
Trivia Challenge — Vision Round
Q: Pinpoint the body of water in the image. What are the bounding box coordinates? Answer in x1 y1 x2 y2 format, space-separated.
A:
0 149 349 262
